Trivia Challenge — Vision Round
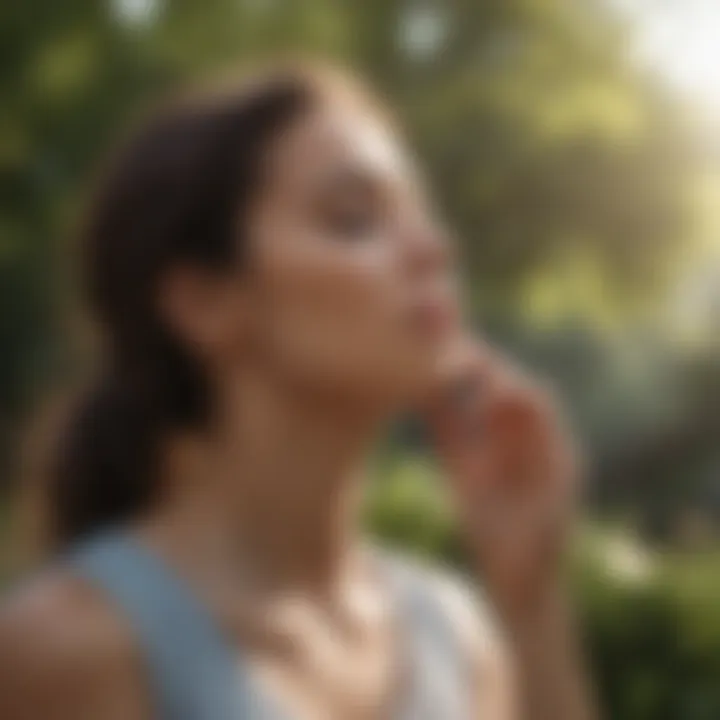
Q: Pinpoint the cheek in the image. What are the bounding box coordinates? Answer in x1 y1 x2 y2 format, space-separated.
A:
252 234 423 390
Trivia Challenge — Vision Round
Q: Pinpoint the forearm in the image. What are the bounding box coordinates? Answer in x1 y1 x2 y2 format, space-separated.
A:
500 586 599 720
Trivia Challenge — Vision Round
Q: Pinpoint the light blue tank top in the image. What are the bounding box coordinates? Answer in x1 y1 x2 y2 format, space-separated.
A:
67 530 473 719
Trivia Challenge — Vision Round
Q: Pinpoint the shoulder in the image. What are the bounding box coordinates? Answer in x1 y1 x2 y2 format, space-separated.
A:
0 568 150 720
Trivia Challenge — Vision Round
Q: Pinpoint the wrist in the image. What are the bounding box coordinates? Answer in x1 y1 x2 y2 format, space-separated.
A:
479 566 570 632
503 583 571 633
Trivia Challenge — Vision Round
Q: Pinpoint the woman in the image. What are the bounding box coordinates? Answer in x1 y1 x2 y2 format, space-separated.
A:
0 62 596 719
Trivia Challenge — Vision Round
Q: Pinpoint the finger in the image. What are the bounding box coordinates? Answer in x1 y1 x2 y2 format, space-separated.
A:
423 350 492 448
422 336 491 411
426 341 530 434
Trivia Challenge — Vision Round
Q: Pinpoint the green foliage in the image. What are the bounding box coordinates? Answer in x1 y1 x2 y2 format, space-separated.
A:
365 454 464 564
575 546 720 720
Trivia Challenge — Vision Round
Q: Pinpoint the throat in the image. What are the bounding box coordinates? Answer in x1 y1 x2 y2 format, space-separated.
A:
149 372 388 598
150 446 371 601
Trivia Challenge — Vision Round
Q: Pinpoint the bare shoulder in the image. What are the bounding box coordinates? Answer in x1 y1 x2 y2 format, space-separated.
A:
0 569 151 720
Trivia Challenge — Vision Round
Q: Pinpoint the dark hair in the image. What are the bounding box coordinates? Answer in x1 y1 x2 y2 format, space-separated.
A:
48 66 323 549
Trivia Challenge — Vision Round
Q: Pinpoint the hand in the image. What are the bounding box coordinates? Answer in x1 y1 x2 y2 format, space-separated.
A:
424 339 580 619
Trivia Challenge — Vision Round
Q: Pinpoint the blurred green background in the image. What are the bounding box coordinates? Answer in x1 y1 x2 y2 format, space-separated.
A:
2 1 720 717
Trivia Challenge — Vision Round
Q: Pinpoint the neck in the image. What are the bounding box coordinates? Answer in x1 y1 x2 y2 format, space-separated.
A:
154 373 389 598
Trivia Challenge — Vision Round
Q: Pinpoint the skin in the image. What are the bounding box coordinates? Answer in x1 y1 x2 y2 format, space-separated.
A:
0 93 597 719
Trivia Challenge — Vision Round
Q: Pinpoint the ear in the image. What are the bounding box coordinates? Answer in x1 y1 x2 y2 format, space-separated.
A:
156 263 249 358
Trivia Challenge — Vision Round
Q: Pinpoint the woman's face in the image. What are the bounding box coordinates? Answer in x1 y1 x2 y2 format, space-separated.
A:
239 97 462 409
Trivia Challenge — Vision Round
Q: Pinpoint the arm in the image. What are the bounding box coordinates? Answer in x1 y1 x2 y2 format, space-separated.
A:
498 588 597 720
425 340 599 720
0 574 150 720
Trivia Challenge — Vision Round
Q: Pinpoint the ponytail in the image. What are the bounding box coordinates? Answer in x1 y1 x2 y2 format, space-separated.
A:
41 67 317 551
50 370 160 547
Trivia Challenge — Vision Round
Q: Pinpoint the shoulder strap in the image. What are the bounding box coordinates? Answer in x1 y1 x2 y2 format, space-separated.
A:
380 553 475 720
66 530 271 720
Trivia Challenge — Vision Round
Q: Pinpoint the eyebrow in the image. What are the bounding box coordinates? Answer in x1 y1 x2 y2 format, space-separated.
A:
315 160 426 216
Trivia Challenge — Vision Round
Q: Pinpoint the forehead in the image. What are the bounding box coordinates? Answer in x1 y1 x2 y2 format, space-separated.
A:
264 101 415 194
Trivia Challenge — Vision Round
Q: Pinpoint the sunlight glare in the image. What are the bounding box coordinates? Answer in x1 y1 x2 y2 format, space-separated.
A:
612 0 720 115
